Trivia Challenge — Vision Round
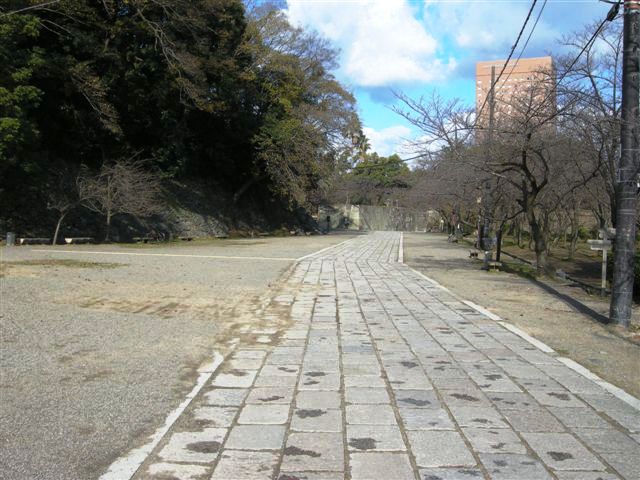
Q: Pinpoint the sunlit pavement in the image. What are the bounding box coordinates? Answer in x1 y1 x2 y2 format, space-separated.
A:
108 232 638 480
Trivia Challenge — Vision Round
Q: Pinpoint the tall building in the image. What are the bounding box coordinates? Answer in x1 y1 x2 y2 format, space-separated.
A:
475 56 555 130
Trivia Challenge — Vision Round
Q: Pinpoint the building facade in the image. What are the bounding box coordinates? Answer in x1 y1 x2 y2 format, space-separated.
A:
475 56 555 130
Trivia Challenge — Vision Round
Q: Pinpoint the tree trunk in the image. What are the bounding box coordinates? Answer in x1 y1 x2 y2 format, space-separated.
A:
548 234 558 256
105 210 112 242
568 208 580 260
609 190 617 228
53 212 67 245
496 227 503 262
568 231 579 261
535 245 548 273
527 209 548 274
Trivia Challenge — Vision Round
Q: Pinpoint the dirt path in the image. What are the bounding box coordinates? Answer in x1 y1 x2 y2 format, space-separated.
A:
404 233 640 399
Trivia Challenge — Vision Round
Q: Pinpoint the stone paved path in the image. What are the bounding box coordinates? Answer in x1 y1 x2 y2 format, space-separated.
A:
126 232 639 480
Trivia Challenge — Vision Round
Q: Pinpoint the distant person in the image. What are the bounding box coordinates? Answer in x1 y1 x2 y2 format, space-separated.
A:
326 215 331 232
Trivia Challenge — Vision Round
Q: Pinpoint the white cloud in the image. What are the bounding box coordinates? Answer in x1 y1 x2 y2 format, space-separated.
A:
423 0 559 57
286 0 453 87
363 125 413 157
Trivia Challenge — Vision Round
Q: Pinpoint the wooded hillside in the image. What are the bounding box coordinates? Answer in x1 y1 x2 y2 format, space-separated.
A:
0 0 361 237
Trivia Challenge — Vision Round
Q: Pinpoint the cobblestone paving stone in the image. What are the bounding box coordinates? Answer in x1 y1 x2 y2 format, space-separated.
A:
133 232 640 480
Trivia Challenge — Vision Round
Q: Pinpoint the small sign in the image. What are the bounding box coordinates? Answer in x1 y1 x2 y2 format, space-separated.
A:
598 228 616 240
587 239 611 251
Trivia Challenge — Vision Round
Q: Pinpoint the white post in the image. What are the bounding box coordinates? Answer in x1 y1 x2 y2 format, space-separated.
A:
601 248 608 297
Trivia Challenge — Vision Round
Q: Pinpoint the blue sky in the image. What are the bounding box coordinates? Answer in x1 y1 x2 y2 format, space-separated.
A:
284 0 612 158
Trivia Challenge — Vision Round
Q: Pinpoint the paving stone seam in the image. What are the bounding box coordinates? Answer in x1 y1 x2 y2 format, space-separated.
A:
114 233 638 480
296 234 634 478
385 253 632 478
208 333 277 476
296 237 355 262
345 259 422 480
358 255 490 477
151 281 296 478
401 258 640 414
557 357 640 411
335 259 353 480
99 351 225 480
104 258 310 479
272 263 319 479
130 258 306 479
212 262 314 478
377 260 618 479
370 262 517 480
496 321 556 354
461 300 503 322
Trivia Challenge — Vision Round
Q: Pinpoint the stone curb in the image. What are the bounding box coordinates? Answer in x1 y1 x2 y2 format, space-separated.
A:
404 258 640 413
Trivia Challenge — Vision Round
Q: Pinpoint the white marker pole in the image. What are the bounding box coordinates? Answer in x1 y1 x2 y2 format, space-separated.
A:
601 248 608 297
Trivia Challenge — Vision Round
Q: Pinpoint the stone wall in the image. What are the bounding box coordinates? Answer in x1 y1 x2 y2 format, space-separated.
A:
319 204 441 232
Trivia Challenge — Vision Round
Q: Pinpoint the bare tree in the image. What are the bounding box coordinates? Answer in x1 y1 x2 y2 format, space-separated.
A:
558 21 623 227
394 69 599 273
79 159 163 241
47 167 90 245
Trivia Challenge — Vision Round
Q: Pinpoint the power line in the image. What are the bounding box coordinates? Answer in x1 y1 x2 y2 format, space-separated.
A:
474 0 539 127
473 1 621 132
496 0 548 93
361 0 618 166
475 0 547 131
556 6 617 86
525 1 620 120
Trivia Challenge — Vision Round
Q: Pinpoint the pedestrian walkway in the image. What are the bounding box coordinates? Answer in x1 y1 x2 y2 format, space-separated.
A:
122 232 638 480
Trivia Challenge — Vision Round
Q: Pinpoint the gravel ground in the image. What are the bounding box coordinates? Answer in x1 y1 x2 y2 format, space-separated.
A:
404 232 640 399
0 234 354 480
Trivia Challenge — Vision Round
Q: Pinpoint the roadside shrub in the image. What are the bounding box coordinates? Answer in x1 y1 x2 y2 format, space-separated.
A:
577 226 591 240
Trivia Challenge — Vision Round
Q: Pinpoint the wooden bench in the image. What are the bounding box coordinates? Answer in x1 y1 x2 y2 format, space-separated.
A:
132 236 154 243
179 236 193 241
487 261 503 271
18 237 51 245
64 237 94 244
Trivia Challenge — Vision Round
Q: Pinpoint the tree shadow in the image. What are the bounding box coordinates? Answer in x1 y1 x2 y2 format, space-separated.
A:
409 252 611 325
525 276 611 325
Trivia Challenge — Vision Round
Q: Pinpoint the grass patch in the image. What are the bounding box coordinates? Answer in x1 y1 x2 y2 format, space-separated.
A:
119 237 270 249
460 237 474 248
501 260 539 280
2 259 123 269
119 237 223 248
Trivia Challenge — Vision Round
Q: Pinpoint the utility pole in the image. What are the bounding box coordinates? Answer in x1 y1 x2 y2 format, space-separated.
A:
481 66 496 257
610 0 640 327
